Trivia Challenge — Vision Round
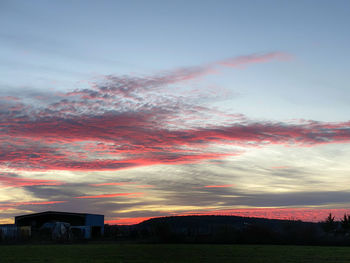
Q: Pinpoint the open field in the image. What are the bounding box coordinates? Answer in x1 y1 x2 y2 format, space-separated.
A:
1 244 350 263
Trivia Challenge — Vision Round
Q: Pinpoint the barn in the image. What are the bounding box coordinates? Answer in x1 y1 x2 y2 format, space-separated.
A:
15 211 104 239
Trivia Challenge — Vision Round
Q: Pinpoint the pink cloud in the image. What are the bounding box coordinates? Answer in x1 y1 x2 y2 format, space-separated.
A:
1 115 350 171
0 96 21 101
203 184 235 188
135 185 154 188
2 52 349 172
218 52 292 68
0 142 231 171
0 173 64 188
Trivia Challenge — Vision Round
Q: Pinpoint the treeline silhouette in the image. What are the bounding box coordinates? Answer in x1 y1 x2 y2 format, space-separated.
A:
104 214 350 245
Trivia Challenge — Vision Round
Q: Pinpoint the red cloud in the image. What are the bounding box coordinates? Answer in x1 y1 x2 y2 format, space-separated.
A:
0 143 230 171
74 192 143 199
1 53 349 172
2 118 350 171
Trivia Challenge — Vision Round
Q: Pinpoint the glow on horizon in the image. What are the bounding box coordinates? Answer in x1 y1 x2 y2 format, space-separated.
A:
106 208 350 225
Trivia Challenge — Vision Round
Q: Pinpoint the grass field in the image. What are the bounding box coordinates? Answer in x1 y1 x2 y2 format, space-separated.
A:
0 244 350 263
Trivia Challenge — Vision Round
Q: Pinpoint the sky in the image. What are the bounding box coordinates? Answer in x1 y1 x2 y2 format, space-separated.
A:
0 0 350 224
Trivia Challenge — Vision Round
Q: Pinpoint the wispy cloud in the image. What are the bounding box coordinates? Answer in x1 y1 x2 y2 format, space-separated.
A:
135 185 154 188
90 182 154 188
89 182 135 187
217 52 292 68
0 173 64 188
74 192 143 199
203 184 235 188
0 200 66 211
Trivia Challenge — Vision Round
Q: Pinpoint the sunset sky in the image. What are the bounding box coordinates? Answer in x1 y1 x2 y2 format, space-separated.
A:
1 0 350 224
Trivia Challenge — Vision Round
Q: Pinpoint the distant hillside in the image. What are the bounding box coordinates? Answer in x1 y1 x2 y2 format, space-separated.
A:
104 214 350 245
137 215 313 229
105 215 331 244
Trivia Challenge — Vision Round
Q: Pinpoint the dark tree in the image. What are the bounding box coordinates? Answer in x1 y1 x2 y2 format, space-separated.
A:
323 213 336 233
340 214 350 233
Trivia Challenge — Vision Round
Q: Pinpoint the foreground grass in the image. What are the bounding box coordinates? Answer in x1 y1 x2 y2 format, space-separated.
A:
0 244 349 263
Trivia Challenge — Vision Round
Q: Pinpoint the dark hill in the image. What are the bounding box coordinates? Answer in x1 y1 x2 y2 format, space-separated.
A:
110 215 326 244
138 215 311 230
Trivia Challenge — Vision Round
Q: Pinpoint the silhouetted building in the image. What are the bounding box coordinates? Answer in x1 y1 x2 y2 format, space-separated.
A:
15 211 104 239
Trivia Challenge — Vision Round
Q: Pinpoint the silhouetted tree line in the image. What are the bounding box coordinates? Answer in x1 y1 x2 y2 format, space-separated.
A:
103 214 350 245
4 214 350 245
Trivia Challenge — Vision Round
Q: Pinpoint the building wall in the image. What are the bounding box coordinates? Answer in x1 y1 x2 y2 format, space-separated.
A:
14 212 105 239
85 214 104 236
0 225 18 240
16 213 86 227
